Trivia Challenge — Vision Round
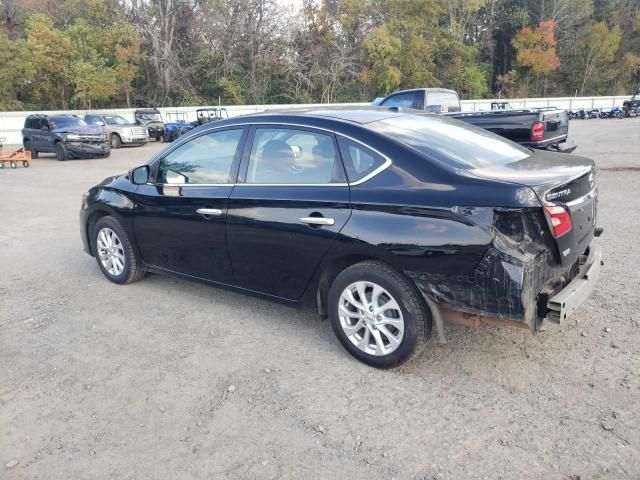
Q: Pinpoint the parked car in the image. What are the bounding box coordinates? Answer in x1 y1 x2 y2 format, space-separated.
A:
84 113 148 149
23 114 110 161
134 108 165 141
80 108 602 368
377 88 574 152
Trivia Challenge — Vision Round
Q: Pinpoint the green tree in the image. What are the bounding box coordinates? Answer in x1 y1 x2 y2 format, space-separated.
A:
23 14 72 108
362 26 401 94
577 21 621 94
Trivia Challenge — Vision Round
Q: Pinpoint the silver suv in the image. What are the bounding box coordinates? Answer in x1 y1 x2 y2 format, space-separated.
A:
84 114 148 149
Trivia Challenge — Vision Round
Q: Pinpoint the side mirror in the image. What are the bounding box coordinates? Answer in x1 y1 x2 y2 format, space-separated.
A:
130 165 150 185
95 121 105 126
41 125 49 131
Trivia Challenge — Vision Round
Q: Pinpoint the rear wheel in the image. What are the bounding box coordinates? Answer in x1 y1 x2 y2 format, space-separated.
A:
93 216 145 284
328 260 431 368
110 133 122 149
55 142 68 161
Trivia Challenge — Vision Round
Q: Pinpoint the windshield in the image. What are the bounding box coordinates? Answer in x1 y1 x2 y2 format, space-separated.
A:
104 115 130 125
138 113 162 122
50 116 86 129
369 114 530 169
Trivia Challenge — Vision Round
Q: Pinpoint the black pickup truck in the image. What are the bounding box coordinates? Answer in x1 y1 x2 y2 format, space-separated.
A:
377 88 573 152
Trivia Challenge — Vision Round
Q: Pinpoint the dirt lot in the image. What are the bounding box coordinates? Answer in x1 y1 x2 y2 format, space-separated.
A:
1 120 639 480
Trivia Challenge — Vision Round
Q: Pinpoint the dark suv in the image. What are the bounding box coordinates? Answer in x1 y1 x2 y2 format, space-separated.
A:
22 114 110 161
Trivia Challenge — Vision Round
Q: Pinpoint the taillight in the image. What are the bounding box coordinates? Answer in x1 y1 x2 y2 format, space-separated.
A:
531 121 545 141
544 205 572 238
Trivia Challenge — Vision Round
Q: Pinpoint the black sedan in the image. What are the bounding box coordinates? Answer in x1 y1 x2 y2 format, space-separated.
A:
80 108 602 368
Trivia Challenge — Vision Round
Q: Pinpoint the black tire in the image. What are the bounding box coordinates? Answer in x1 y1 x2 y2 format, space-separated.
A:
10 161 16 168
55 142 68 161
328 260 431 368
155 135 162 142
24 141 38 158
110 133 122 149
22 161 29 167
93 216 145 284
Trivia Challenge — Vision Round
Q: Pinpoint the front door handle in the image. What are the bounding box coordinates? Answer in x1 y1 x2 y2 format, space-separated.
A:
196 208 223 216
299 216 335 226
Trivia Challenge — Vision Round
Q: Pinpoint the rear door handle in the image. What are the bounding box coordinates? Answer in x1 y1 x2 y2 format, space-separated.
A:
299 217 335 226
196 208 223 216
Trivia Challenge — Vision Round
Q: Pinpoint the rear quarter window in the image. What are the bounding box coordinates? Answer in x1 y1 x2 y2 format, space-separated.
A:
337 137 386 183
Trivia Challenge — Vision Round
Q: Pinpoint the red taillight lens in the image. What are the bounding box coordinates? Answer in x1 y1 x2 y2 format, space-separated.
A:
531 121 545 141
544 205 572 238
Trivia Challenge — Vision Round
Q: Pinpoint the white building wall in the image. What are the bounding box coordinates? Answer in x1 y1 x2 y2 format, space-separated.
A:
0 96 630 146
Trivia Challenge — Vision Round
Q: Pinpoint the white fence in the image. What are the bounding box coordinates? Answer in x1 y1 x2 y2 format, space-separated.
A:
0 95 631 145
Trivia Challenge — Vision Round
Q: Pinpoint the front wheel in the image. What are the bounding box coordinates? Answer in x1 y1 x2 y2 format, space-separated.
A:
328 261 431 368
93 216 145 284
55 142 68 161
110 134 122 149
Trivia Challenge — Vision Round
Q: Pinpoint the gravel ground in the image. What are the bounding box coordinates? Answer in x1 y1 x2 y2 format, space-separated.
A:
1 120 639 479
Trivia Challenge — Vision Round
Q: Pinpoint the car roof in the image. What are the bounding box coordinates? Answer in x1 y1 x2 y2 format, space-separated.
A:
27 113 77 118
226 107 408 125
386 88 458 95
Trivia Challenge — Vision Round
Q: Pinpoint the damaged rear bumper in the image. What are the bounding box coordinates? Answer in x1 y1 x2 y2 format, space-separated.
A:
544 245 602 323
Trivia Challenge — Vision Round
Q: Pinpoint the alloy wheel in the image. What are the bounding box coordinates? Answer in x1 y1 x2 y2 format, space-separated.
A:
338 281 405 356
96 227 126 276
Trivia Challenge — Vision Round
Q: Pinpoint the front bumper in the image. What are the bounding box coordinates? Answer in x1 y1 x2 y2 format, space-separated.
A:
67 142 110 157
545 245 602 323
122 136 148 144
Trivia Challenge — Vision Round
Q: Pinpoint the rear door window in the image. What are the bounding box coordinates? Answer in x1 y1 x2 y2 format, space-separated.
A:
337 137 387 183
380 92 421 109
245 127 344 184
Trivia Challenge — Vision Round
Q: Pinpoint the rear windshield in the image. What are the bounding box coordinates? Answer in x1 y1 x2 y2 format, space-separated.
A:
138 112 162 122
50 116 86 129
426 91 460 113
368 114 530 168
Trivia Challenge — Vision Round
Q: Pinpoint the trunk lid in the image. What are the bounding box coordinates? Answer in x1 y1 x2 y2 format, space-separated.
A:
471 150 597 265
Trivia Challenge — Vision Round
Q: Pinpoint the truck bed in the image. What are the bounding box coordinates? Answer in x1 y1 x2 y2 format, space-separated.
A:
446 108 570 150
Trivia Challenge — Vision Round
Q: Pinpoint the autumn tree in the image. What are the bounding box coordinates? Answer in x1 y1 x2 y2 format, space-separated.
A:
512 20 560 95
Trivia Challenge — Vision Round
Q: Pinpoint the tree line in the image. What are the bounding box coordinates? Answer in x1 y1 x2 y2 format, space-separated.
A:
0 0 638 110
